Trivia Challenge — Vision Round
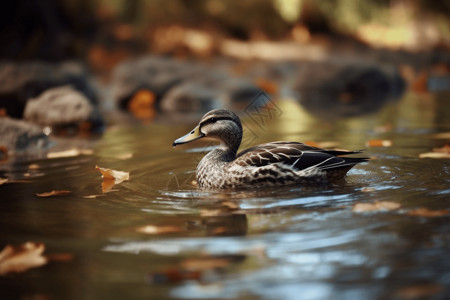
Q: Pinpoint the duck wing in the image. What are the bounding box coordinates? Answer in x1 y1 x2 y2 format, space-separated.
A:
235 141 367 172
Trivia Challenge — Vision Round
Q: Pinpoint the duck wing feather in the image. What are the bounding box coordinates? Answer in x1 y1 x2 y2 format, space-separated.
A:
234 141 367 171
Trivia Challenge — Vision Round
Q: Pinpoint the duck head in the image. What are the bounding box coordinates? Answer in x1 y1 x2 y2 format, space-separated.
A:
173 109 243 153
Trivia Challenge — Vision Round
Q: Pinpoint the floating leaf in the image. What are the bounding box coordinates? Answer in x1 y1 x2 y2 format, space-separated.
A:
47 148 93 159
0 178 8 186
36 190 71 197
115 153 133 160
419 152 450 159
353 201 400 212
407 208 449 217
0 242 48 276
365 139 392 147
28 164 40 170
136 225 184 235
95 166 129 193
419 145 450 159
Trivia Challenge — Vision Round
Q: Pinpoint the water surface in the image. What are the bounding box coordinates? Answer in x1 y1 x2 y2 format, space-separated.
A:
1 94 449 299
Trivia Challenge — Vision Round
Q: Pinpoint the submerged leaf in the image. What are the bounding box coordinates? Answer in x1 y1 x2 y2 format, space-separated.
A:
36 190 71 197
0 242 47 276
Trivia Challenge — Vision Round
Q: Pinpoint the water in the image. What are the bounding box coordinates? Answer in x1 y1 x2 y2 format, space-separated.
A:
1 93 449 299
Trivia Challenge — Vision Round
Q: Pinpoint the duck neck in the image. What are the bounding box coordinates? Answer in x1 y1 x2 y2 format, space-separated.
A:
197 147 236 188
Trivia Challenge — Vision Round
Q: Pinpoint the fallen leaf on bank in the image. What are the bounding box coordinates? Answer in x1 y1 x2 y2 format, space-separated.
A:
407 208 449 217
128 89 156 121
47 148 93 159
365 139 393 147
394 283 443 299
136 225 184 235
0 178 8 186
36 190 71 197
353 201 401 212
95 166 129 193
0 242 48 276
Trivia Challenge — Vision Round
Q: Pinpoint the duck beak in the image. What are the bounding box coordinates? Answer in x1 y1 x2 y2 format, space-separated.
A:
173 125 205 147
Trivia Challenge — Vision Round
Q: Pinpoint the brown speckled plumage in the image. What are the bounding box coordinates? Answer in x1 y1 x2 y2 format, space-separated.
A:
173 109 368 189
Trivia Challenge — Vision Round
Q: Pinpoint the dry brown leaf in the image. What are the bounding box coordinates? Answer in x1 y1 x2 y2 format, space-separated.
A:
47 148 93 159
136 225 183 234
36 190 71 197
115 153 133 160
95 166 129 193
365 139 393 147
353 201 401 212
0 242 48 276
407 208 449 217
0 178 8 186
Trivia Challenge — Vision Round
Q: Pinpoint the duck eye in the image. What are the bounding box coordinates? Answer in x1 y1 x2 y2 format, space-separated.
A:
210 118 217 123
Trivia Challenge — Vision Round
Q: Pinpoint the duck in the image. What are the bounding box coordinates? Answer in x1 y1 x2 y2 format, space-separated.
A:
173 109 368 189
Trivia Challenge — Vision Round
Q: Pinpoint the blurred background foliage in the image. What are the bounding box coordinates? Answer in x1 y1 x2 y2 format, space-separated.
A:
0 0 448 62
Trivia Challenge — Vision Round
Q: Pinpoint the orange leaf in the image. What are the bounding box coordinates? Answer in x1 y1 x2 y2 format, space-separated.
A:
365 139 392 147
36 190 71 197
0 242 48 276
95 166 129 193
407 208 449 217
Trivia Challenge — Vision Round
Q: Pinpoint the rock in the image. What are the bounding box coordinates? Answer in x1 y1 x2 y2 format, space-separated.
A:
24 86 94 127
294 64 405 119
0 117 48 153
111 57 206 110
0 61 99 120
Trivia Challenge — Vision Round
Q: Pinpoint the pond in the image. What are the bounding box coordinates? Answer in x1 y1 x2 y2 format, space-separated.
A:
1 92 449 299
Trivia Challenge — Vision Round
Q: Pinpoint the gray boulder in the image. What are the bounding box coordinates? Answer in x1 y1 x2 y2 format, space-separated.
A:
24 86 94 127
